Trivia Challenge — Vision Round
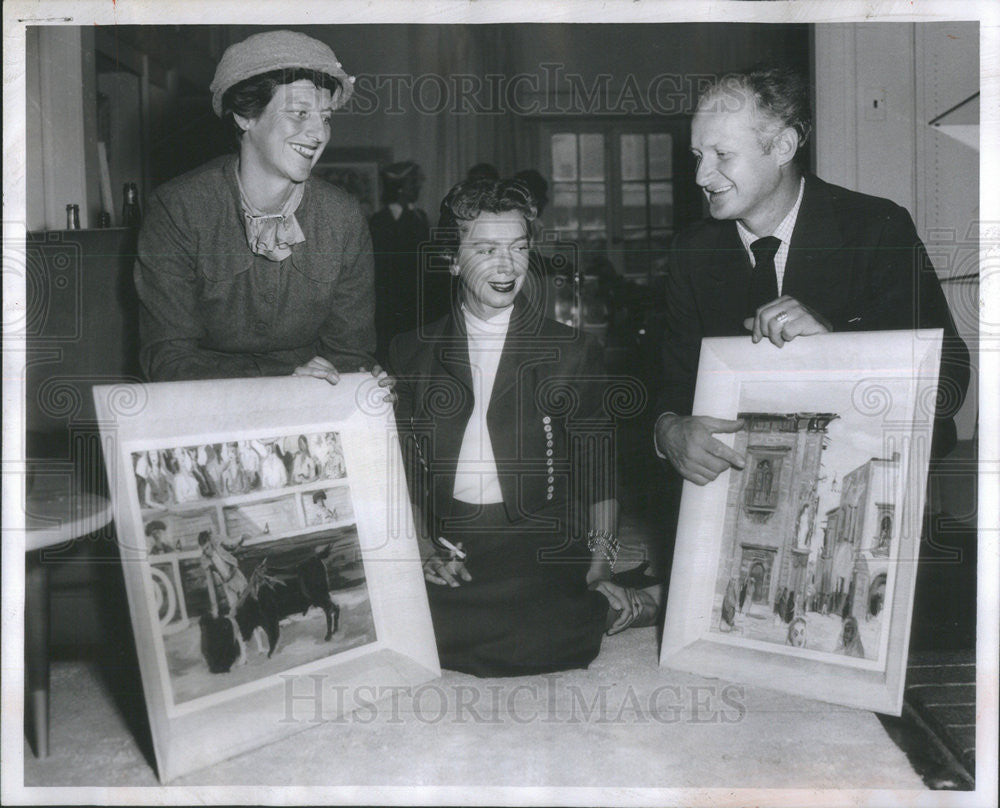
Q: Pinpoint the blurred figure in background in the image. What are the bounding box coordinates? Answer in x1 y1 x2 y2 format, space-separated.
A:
369 160 438 364
466 162 500 182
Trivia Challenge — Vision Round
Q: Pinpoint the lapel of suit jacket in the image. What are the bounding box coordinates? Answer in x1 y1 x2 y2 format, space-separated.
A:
487 294 543 408
698 222 753 335
434 311 474 401
782 175 846 315
413 313 473 527
485 295 549 516
403 315 464 423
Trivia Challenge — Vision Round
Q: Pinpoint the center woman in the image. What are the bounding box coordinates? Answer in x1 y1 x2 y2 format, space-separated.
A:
390 179 655 677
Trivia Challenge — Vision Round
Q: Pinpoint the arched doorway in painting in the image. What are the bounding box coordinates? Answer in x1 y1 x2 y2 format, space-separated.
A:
868 573 887 618
749 561 766 604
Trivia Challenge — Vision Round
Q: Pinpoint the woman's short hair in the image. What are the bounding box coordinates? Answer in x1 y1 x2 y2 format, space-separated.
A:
437 178 538 257
220 68 343 146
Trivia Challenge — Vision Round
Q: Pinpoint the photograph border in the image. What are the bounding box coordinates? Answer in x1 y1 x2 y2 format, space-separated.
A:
2 2 997 805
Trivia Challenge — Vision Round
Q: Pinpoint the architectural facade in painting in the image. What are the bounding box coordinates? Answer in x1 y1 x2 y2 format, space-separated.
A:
817 452 900 620
716 412 838 618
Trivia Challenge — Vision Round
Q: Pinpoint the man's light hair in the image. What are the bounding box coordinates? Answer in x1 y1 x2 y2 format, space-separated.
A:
698 64 813 155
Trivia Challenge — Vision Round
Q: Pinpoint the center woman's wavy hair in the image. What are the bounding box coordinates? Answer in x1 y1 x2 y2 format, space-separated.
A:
437 178 538 259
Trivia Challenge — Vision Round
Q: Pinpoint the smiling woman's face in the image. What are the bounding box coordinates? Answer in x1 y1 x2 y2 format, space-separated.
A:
237 79 334 186
452 211 531 320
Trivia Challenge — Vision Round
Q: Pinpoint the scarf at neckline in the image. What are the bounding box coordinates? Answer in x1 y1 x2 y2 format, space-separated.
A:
235 164 306 263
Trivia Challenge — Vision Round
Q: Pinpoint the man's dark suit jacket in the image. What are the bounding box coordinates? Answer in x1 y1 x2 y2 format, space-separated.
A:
389 295 612 539
659 173 970 456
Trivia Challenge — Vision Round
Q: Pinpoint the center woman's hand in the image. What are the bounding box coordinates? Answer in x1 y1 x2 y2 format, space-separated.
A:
423 545 472 587
589 579 656 635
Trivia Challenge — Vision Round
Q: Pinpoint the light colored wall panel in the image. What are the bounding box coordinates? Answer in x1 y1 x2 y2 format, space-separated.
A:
814 22 979 440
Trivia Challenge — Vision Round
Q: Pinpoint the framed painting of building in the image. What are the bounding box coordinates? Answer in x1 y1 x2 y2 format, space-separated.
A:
93 374 439 782
313 147 392 220
660 330 943 715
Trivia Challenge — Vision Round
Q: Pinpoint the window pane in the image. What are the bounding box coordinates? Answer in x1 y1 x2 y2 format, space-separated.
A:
649 133 673 179
580 181 605 207
620 134 646 181
649 182 672 205
579 134 605 181
621 182 646 228
551 208 579 230
552 182 578 208
649 182 673 228
580 182 606 231
552 134 578 181
621 181 646 207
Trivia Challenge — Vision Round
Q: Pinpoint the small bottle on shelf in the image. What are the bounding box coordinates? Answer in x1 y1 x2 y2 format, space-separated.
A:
65 204 80 230
122 183 142 228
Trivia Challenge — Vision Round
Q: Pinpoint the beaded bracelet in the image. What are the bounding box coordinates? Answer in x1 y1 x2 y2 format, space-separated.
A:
587 529 621 573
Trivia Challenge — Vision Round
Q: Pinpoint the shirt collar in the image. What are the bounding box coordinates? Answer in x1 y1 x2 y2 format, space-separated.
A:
462 303 514 337
388 202 414 220
736 176 806 250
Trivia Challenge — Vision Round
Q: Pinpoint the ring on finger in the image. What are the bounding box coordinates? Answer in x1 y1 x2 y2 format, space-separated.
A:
775 310 789 324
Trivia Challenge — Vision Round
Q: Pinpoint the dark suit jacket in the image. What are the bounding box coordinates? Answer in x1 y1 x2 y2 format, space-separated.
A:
660 174 970 455
389 295 612 538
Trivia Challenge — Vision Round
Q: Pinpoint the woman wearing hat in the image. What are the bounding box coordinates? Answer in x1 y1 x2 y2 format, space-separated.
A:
135 30 377 383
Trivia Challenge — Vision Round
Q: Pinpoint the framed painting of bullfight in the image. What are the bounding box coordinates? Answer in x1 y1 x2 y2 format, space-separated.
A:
660 330 943 715
93 374 439 782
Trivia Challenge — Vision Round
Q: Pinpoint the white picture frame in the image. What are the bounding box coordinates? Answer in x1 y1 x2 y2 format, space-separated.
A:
93 374 440 782
660 330 943 715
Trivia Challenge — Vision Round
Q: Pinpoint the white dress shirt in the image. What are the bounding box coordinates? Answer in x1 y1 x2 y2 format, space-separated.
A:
388 202 414 221
735 176 806 295
452 305 513 504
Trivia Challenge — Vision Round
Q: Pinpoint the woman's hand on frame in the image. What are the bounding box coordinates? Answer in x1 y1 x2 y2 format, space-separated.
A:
293 355 340 384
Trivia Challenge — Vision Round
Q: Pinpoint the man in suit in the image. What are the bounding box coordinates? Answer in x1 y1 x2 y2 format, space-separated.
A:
390 178 658 676
654 64 969 484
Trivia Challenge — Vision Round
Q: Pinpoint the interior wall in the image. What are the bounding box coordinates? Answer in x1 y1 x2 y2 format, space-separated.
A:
814 22 980 441
26 26 102 230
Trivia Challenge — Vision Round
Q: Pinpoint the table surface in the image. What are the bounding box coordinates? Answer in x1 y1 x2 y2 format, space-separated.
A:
24 475 113 552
